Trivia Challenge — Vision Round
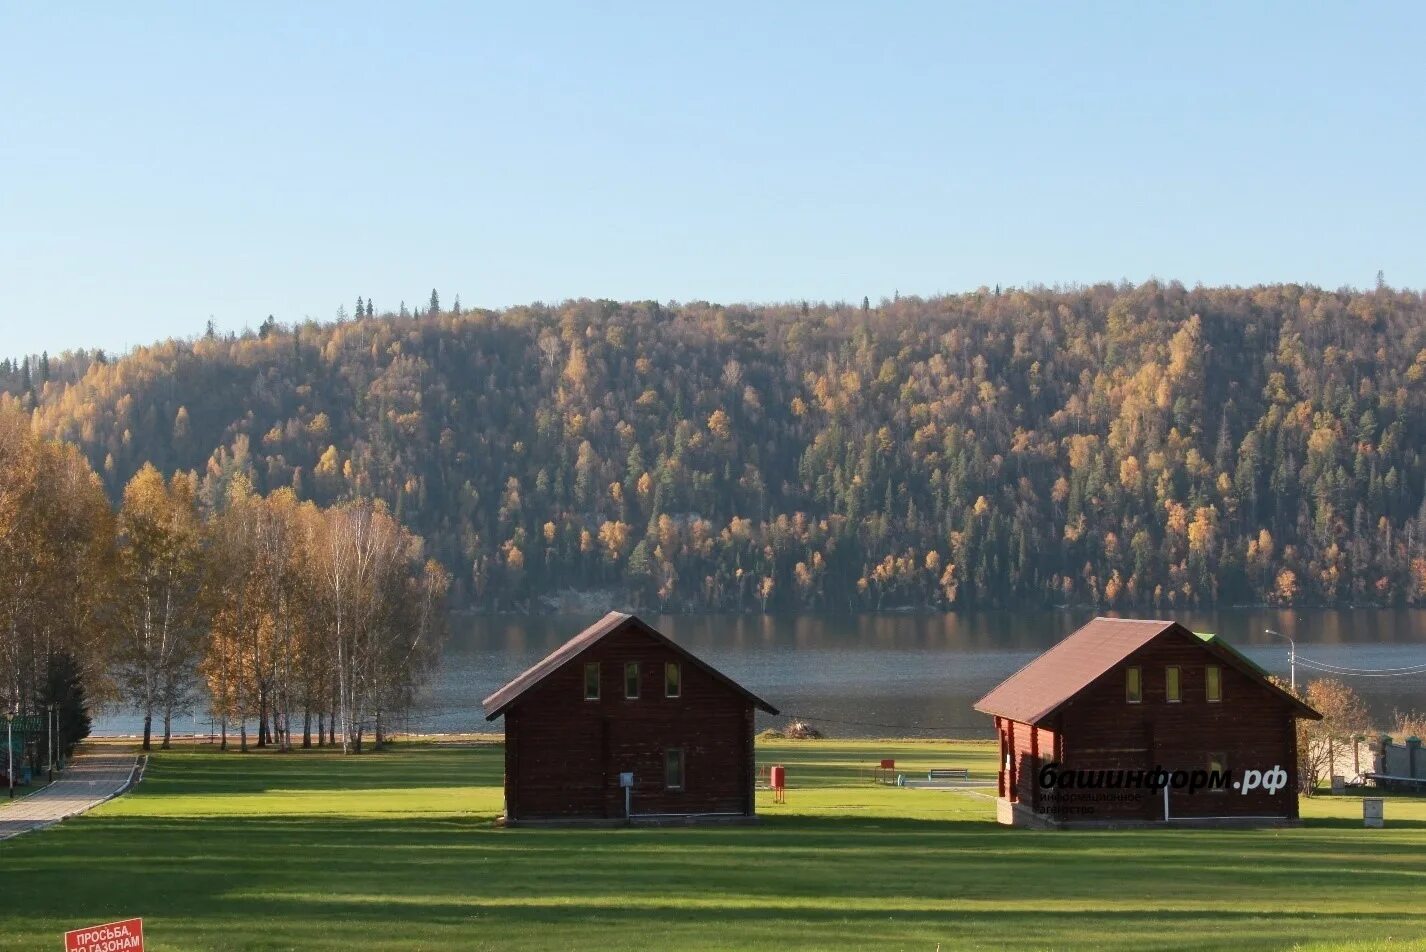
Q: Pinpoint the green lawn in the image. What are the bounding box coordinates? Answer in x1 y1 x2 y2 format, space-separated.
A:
2 739 1425 951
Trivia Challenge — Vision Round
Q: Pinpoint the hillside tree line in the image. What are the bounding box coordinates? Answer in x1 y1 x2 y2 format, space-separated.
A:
3 281 1426 612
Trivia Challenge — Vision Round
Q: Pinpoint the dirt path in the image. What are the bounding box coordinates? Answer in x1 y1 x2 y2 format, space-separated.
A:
0 749 142 842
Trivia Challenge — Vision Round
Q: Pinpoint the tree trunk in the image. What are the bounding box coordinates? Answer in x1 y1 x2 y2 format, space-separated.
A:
239 720 248 753
220 715 228 751
316 712 325 747
328 712 336 746
303 709 312 749
161 708 172 750
142 712 153 752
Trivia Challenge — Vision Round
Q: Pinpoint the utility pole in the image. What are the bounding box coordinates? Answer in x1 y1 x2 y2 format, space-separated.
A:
1265 628 1296 691
48 704 55 781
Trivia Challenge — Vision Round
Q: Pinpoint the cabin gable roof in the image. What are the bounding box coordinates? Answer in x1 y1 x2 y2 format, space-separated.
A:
974 616 1320 725
482 611 779 719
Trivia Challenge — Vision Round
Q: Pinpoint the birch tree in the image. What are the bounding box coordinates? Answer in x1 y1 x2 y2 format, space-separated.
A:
114 465 208 751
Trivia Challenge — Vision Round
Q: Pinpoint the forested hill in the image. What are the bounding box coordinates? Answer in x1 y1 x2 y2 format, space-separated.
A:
4 282 1426 611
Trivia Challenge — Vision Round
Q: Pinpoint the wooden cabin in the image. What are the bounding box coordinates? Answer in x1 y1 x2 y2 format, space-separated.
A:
483 612 778 825
975 617 1320 828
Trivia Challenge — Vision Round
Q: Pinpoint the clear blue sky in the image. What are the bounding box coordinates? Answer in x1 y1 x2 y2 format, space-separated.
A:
3 2 1423 359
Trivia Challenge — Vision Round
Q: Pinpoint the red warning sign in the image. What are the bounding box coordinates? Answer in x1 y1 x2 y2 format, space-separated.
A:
64 918 144 952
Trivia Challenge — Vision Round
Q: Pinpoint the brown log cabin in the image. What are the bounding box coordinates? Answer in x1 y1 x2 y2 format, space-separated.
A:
975 617 1321 828
482 612 778 825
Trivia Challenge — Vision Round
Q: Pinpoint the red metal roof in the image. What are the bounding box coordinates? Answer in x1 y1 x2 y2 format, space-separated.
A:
974 616 1320 725
482 611 779 719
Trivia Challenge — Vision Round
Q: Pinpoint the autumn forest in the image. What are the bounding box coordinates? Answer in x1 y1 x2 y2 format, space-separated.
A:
5 281 1426 621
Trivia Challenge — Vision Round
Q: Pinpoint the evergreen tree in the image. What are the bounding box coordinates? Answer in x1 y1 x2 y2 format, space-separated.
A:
38 651 92 763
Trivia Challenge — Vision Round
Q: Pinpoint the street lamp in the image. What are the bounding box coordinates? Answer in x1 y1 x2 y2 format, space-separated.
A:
1265 628 1296 692
5 707 15 800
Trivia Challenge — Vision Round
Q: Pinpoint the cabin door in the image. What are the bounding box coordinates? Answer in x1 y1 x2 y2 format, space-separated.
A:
1142 721 1161 821
600 716 622 819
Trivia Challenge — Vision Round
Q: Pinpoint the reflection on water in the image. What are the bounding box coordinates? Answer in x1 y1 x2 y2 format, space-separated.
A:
93 609 1426 738
421 609 1426 739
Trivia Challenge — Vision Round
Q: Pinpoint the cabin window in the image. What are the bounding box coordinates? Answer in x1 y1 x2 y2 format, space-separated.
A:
1207 753 1227 793
665 748 685 790
665 662 682 698
1125 666 1142 703
584 663 600 700
1206 665 1222 703
1165 666 1181 703
625 662 640 699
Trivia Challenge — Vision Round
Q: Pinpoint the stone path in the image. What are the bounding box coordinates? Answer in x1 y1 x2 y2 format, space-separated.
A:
0 749 142 842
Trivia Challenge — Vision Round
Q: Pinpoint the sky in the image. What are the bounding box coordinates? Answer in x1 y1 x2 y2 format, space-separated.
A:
2 2 1424 359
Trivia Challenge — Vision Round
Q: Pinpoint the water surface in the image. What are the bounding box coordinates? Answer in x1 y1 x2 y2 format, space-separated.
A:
95 610 1426 739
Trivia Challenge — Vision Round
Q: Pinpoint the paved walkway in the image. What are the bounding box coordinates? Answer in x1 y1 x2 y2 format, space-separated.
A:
0 750 142 842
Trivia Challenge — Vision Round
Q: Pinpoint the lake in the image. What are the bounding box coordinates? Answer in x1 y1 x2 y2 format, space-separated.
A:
93 609 1426 739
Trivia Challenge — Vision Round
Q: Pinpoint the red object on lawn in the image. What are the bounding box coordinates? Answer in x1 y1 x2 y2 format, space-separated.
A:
65 918 144 952
770 764 786 803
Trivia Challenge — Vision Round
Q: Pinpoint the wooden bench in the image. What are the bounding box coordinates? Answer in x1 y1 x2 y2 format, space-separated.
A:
928 768 970 781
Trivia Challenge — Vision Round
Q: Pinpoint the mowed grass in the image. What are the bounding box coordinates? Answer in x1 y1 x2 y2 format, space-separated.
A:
2 740 1425 951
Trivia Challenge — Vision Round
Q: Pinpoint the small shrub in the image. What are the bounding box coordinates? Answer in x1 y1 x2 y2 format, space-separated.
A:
1392 710 1426 742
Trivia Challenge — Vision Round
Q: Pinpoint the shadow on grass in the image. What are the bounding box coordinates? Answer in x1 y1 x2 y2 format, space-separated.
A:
7 876 1426 952
134 746 504 796
1301 815 1426 830
16 809 1426 885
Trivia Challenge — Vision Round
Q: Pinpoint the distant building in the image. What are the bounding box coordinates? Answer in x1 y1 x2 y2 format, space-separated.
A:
483 612 778 825
975 617 1320 828
1358 735 1426 792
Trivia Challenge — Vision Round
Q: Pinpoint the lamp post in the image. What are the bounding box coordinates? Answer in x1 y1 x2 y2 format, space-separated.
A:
5 708 14 800
1265 628 1296 692
48 703 55 782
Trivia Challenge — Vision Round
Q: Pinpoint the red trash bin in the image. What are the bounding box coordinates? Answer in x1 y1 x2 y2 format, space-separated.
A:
770 764 786 803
